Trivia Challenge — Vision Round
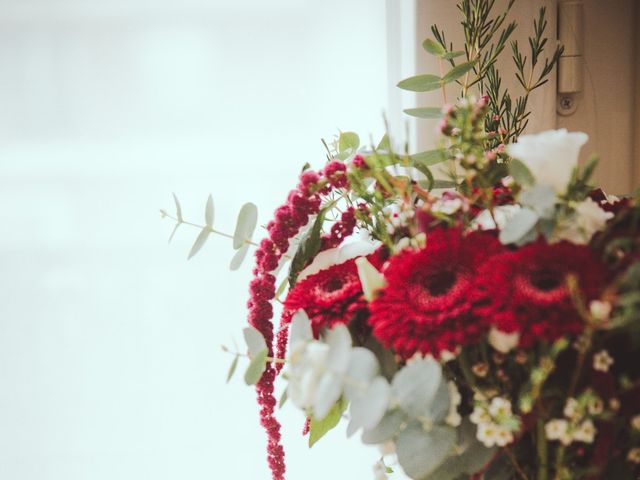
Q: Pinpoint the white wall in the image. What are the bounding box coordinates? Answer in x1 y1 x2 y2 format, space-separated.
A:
0 1 397 478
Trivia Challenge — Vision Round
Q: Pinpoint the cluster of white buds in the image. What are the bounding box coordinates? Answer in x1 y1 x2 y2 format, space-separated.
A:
470 396 520 447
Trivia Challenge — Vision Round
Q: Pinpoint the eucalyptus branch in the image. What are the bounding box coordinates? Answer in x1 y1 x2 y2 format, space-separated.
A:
160 210 261 248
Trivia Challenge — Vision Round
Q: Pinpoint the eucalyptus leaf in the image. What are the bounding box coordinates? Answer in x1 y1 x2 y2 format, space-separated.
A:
243 326 267 357
396 423 456 479
361 409 405 445
226 355 239 383
441 61 476 83
499 207 539 245
168 223 180 243
509 158 535 186
520 184 556 219
391 357 443 419
403 107 443 119
205 194 214 227
187 227 210 260
347 376 391 437
309 397 348 447
172 192 183 222
244 348 268 385
339 132 360 154
233 202 258 249
422 38 446 56
229 244 250 271
397 74 442 92
411 149 446 167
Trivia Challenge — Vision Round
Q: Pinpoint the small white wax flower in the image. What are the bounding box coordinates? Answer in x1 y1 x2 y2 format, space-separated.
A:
470 405 491 425
593 350 614 372
627 448 640 464
488 397 513 419
563 398 580 421
554 198 614 245
589 300 612 322
506 129 588 194
477 422 499 448
572 419 597 444
631 415 640 430
588 398 604 416
488 327 520 354
545 419 569 441
494 426 514 447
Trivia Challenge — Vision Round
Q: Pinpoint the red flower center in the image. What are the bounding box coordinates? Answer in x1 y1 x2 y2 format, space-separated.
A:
530 269 562 292
424 270 458 296
323 277 346 293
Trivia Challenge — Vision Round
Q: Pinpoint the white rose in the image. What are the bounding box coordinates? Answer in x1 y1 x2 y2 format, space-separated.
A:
553 198 614 245
506 129 588 193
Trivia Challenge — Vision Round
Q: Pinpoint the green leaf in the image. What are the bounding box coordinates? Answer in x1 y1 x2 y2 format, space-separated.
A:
442 50 465 60
441 61 476 83
233 202 258 249
288 209 328 286
229 244 250 271
243 326 267 356
187 227 210 260
432 179 458 189
403 107 443 119
376 134 391 152
226 355 239 383
396 423 456 479
172 192 183 222
278 388 288 409
309 397 348 447
411 149 446 167
397 74 442 92
205 194 214 227
275 276 288 300
422 38 446 57
338 131 360 154
244 348 268 385
509 158 535 186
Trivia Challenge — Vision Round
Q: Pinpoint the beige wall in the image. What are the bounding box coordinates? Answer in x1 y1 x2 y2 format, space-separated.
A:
406 0 639 195
557 0 638 195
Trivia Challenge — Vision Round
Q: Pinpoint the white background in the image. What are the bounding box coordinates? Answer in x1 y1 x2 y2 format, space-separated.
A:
0 0 410 478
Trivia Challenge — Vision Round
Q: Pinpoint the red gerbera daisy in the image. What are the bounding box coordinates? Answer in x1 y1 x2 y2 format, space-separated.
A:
472 239 608 347
283 252 383 336
368 228 502 359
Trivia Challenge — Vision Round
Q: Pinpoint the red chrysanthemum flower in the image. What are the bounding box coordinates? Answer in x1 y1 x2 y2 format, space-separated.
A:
472 240 608 347
368 229 502 359
283 252 384 336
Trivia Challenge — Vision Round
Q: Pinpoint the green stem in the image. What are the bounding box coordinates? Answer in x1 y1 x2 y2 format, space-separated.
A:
536 417 548 480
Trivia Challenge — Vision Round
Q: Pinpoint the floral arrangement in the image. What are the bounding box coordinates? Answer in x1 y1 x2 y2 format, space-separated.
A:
162 2 640 479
